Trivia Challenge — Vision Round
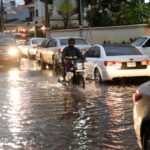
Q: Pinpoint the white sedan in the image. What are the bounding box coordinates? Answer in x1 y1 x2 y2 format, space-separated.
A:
37 37 91 69
19 37 46 59
84 44 150 82
131 36 150 58
133 81 150 150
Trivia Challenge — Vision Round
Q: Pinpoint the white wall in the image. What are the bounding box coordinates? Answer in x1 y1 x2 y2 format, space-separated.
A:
51 24 149 44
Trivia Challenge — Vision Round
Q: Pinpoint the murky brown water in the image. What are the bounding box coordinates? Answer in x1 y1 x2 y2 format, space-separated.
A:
0 58 143 150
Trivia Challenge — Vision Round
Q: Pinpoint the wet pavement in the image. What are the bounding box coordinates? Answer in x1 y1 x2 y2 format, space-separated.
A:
0 58 144 150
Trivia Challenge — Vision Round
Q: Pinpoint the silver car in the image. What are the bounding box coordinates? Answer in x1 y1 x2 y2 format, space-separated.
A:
19 37 46 59
131 36 150 58
36 37 91 69
133 81 150 150
84 44 150 82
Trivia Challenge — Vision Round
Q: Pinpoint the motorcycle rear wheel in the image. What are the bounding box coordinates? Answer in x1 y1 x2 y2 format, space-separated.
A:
76 75 85 88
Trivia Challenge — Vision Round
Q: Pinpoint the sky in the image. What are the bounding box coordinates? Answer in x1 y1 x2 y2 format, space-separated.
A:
15 0 24 5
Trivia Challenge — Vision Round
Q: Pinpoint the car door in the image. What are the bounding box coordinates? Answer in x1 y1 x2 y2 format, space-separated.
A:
139 38 150 57
41 40 50 62
84 46 101 78
22 39 30 56
46 39 58 64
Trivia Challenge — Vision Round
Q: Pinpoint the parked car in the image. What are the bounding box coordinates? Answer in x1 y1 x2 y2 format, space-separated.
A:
133 81 150 150
131 36 150 58
84 44 150 82
12 33 31 45
19 37 46 59
0 35 20 68
36 37 91 69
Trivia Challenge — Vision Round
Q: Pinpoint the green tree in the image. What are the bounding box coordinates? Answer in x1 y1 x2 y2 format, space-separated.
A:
58 0 76 29
85 0 150 26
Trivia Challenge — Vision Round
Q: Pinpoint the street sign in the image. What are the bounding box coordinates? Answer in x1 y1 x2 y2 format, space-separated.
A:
46 27 50 31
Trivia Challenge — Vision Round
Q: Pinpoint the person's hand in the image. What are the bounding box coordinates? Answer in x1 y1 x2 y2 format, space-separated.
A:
64 59 68 64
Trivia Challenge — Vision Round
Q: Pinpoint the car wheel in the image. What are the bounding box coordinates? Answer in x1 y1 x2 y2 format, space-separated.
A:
142 124 150 150
28 51 32 59
94 69 102 83
52 56 57 69
41 57 47 70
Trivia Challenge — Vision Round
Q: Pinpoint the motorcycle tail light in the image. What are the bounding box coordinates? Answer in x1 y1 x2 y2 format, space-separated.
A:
133 92 142 103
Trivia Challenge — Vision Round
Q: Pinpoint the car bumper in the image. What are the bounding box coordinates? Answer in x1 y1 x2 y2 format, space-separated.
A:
101 66 150 81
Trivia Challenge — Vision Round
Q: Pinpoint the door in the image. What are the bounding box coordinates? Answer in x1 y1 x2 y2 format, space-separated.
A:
84 46 101 78
46 39 58 64
139 38 150 57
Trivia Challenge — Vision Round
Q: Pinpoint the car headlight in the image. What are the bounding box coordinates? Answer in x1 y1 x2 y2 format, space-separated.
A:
8 48 19 55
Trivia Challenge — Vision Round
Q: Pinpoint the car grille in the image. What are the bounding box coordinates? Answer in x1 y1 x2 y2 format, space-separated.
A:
121 62 147 69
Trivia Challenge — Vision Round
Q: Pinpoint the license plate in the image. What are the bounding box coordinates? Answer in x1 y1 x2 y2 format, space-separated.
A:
127 62 136 67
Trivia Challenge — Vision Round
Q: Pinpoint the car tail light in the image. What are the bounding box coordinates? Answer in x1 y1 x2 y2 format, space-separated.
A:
141 61 148 65
133 92 142 103
105 61 122 66
148 60 150 65
33 46 38 49
58 49 63 53
105 61 114 66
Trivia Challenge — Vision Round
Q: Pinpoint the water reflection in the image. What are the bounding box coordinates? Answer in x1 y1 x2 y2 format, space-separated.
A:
0 58 142 149
8 70 20 81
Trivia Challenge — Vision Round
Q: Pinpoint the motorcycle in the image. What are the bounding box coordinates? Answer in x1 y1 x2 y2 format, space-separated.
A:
59 59 86 88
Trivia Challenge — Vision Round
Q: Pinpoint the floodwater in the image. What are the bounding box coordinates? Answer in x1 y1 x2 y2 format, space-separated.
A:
0 58 143 150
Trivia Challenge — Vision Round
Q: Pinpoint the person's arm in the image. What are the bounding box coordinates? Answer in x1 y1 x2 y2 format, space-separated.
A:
62 47 68 64
76 48 85 60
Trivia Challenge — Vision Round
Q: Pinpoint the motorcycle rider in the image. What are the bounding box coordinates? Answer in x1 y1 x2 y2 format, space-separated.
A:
61 38 86 82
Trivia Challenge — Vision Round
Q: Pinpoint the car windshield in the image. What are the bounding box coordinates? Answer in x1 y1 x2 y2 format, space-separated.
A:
0 37 16 46
32 39 45 44
60 38 88 46
103 45 143 56
131 37 148 46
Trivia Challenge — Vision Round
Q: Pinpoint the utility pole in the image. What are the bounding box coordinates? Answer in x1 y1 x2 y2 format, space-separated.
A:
139 0 141 23
79 0 83 37
45 0 50 39
0 0 4 32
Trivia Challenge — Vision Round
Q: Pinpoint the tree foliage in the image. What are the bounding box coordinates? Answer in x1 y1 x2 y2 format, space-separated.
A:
58 0 76 29
86 0 150 27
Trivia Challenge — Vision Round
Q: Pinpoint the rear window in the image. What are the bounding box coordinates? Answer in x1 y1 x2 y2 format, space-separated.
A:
0 37 16 46
103 45 143 56
14 34 31 40
131 37 148 46
60 38 88 46
32 39 45 44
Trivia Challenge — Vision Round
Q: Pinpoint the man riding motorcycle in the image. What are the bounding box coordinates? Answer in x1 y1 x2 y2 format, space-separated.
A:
60 38 86 83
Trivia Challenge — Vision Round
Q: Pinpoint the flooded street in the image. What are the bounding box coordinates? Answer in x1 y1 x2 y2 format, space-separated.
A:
0 58 143 150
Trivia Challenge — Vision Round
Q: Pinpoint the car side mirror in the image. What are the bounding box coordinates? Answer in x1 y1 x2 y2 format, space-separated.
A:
142 44 147 47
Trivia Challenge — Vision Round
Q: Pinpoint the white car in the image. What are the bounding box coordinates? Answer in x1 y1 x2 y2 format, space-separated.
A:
133 81 150 150
131 36 150 58
19 37 46 59
37 37 91 69
84 44 150 82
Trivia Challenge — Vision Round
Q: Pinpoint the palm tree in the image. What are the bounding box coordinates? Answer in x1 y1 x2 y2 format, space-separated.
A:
57 0 76 29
